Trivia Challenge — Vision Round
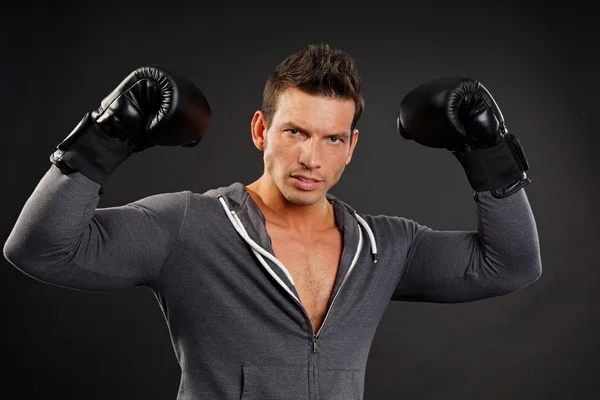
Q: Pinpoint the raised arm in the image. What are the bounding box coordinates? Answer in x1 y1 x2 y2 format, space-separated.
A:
392 77 541 302
4 167 188 291
3 65 211 291
392 189 541 302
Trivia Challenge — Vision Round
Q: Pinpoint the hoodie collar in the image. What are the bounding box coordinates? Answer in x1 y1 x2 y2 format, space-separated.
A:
204 182 378 265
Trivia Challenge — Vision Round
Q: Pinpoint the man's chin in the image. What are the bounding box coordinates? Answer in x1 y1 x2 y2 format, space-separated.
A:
282 186 325 206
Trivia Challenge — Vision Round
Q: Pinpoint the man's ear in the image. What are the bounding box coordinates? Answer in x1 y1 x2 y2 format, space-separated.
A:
250 111 268 151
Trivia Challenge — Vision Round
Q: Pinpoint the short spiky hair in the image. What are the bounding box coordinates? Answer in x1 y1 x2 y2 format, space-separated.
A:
262 44 364 130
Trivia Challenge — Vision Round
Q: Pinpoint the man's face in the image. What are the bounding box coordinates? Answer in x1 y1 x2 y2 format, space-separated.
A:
252 87 359 206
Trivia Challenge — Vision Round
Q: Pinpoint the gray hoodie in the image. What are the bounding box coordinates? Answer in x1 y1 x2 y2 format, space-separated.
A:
4 165 542 399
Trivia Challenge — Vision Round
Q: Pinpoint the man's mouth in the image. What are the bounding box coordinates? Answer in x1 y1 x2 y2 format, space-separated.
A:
291 176 323 191
293 175 322 183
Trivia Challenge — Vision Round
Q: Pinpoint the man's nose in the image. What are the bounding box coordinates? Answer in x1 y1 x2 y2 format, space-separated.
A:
298 138 322 169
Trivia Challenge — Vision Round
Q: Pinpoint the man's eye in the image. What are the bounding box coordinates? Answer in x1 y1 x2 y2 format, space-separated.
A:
330 137 340 143
287 129 299 135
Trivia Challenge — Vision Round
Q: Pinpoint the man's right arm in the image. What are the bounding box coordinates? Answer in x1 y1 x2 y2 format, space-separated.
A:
4 65 211 292
3 166 188 291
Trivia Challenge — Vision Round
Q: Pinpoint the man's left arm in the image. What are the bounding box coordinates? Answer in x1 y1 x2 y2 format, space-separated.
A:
392 188 541 303
392 77 542 302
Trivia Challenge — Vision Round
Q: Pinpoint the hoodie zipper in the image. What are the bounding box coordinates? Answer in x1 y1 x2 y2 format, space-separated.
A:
263 223 362 352
308 229 362 400
312 242 360 352
222 200 365 400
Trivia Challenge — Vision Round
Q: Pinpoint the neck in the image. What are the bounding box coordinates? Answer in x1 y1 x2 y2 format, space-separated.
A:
245 176 335 235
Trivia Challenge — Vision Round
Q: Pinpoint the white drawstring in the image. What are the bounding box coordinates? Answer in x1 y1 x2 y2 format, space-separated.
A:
218 196 300 303
354 213 378 263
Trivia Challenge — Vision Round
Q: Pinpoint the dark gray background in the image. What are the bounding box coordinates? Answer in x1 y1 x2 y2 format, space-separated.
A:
2 1 598 399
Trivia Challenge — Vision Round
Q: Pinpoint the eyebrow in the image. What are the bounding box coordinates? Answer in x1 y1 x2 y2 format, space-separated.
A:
283 122 351 139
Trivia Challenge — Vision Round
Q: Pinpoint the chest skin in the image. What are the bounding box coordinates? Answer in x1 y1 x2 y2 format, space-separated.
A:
266 221 343 334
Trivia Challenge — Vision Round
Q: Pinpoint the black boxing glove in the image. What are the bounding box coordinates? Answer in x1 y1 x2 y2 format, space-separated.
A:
397 77 530 198
50 65 211 189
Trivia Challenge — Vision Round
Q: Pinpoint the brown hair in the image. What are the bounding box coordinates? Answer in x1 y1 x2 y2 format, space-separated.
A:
262 44 364 131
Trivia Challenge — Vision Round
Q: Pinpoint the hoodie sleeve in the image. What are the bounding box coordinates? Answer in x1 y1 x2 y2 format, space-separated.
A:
391 189 542 303
3 165 188 292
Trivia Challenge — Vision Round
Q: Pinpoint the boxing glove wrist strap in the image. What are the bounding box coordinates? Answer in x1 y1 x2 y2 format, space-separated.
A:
453 133 531 197
49 113 135 186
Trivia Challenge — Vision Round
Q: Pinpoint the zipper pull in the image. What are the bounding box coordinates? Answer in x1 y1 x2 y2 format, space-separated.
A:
313 336 319 353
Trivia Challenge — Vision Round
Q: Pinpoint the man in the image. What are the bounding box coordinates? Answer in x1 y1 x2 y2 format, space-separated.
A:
4 44 541 399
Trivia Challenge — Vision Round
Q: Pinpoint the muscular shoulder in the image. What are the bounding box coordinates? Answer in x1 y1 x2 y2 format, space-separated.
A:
358 213 429 246
127 190 190 217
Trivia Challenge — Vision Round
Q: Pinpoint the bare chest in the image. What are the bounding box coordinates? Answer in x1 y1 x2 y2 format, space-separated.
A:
268 225 342 333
